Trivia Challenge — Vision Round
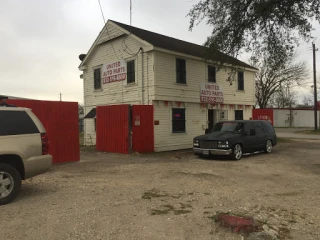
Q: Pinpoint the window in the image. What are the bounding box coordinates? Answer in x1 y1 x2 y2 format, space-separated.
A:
208 65 216 83
172 108 186 133
127 60 135 84
220 110 228 120
0 111 39 136
254 122 264 135
238 71 244 90
261 121 274 133
176 58 186 84
94 68 101 90
244 122 254 134
235 110 243 120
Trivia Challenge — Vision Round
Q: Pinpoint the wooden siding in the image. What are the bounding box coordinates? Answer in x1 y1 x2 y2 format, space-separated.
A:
154 51 255 105
83 24 155 145
154 102 253 152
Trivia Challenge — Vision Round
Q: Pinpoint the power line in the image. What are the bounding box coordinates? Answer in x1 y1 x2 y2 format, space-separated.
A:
97 0 120 59
97 0 106 23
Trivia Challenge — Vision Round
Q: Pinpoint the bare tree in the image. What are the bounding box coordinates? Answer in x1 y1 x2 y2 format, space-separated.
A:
253 54 309 108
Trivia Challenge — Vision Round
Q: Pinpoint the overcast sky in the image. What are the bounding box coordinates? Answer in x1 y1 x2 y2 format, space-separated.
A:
1 0 319 103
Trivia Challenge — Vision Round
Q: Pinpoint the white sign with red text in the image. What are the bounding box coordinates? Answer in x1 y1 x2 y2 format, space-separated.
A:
102 59 126 84
200 83 224 103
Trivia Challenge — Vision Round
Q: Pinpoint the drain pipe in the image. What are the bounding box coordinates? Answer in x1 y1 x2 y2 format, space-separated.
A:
140 47 144 105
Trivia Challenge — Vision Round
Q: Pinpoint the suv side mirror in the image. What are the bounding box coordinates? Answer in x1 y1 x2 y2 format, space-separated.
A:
250 129 256 136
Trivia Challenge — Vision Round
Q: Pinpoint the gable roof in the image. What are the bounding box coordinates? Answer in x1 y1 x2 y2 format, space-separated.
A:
110 20 256 70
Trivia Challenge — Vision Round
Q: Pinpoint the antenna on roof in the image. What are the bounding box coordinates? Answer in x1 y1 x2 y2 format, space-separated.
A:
130 0 132 25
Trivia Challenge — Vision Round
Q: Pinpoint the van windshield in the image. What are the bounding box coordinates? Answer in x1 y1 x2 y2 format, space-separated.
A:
213 122 243 133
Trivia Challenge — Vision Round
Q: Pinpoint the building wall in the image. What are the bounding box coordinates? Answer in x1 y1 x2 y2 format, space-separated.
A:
83 24 155 145
153 51 256 105
152 51 255 151
273 109 320 128
153 101 253 152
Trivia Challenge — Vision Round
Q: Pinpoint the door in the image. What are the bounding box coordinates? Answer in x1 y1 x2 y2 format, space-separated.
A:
132 105 154 153
253 121 266 151
242 122 257 153
208 109 215 131
235 110 243 120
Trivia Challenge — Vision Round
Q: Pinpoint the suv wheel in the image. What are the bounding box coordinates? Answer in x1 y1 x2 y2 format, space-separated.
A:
0 163 22 205
232 144 243 160
264 140 273 153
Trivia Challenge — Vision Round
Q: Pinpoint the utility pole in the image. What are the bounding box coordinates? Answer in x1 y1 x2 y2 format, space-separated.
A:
313 43 318 130
130 0 132 25
59 93 62 101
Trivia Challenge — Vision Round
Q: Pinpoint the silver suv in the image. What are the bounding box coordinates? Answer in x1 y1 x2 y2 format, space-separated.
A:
0 106 52 205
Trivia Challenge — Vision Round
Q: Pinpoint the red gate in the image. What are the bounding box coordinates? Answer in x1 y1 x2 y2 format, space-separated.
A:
132 105 154 153
96 105 130 154
252 109 274 126
7 99 80 164
96 104 154 154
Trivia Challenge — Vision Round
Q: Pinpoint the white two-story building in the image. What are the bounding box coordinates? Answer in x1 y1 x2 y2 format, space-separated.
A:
79 20 257 152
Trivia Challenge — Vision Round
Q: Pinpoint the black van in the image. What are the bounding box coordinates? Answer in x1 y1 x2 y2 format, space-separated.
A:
193 120 277 160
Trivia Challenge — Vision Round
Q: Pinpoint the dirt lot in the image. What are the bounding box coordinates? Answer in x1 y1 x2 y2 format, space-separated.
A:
1 140 320 240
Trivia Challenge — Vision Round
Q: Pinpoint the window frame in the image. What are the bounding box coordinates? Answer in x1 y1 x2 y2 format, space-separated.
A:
208 65 216 83
127 60 135 84
237 71 244 91
93 68 102 90
172 108 186 133
234 110 244 120
176 58 187 84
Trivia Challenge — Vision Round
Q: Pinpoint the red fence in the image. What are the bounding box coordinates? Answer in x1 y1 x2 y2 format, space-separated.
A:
96 104 154 154
7 99 80 164
132 105 154 153
96 105 130 154
252 109 274 126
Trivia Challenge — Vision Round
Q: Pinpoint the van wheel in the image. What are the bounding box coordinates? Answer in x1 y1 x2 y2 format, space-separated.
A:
0 163 21 205
232 144 243 160
264 140 273 153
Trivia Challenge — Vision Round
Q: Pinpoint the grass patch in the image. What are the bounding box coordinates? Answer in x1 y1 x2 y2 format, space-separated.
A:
174 209 192 215
80 145 96 152
151 205 174 215
151 204 192 216
295 129 320 135
79 132 84 145
142 189 168 199
277 137 293 143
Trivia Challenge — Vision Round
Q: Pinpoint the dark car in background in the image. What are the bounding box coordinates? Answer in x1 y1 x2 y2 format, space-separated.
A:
193 120 277 160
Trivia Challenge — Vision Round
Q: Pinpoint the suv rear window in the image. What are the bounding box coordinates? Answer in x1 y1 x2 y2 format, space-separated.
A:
261 121 274 133
0 110 39 136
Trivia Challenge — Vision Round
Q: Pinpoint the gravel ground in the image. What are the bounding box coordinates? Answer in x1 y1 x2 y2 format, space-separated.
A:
1 140 320 240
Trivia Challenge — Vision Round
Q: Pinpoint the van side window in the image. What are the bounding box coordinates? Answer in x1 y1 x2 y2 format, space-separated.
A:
244 122 254 134
0 111 39 136
262 121 274 133
254 122 264 135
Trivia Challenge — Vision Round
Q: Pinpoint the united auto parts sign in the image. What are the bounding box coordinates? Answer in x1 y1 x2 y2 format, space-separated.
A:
102 59 126 84
200 83 224 103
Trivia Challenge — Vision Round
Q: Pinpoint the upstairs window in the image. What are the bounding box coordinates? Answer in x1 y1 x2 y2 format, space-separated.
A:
208 65 216 83
127 60 135 84
172 108 186 133
176 58 186 84
238 71 244 90
94 68 101 90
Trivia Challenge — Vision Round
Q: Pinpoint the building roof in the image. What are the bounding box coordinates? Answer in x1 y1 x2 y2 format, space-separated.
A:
111 20 256 70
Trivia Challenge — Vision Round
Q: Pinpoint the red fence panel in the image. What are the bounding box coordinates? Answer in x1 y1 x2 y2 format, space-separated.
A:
96 105 130 154
252 109 274 126
132 105 154 153
7 99 80 164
